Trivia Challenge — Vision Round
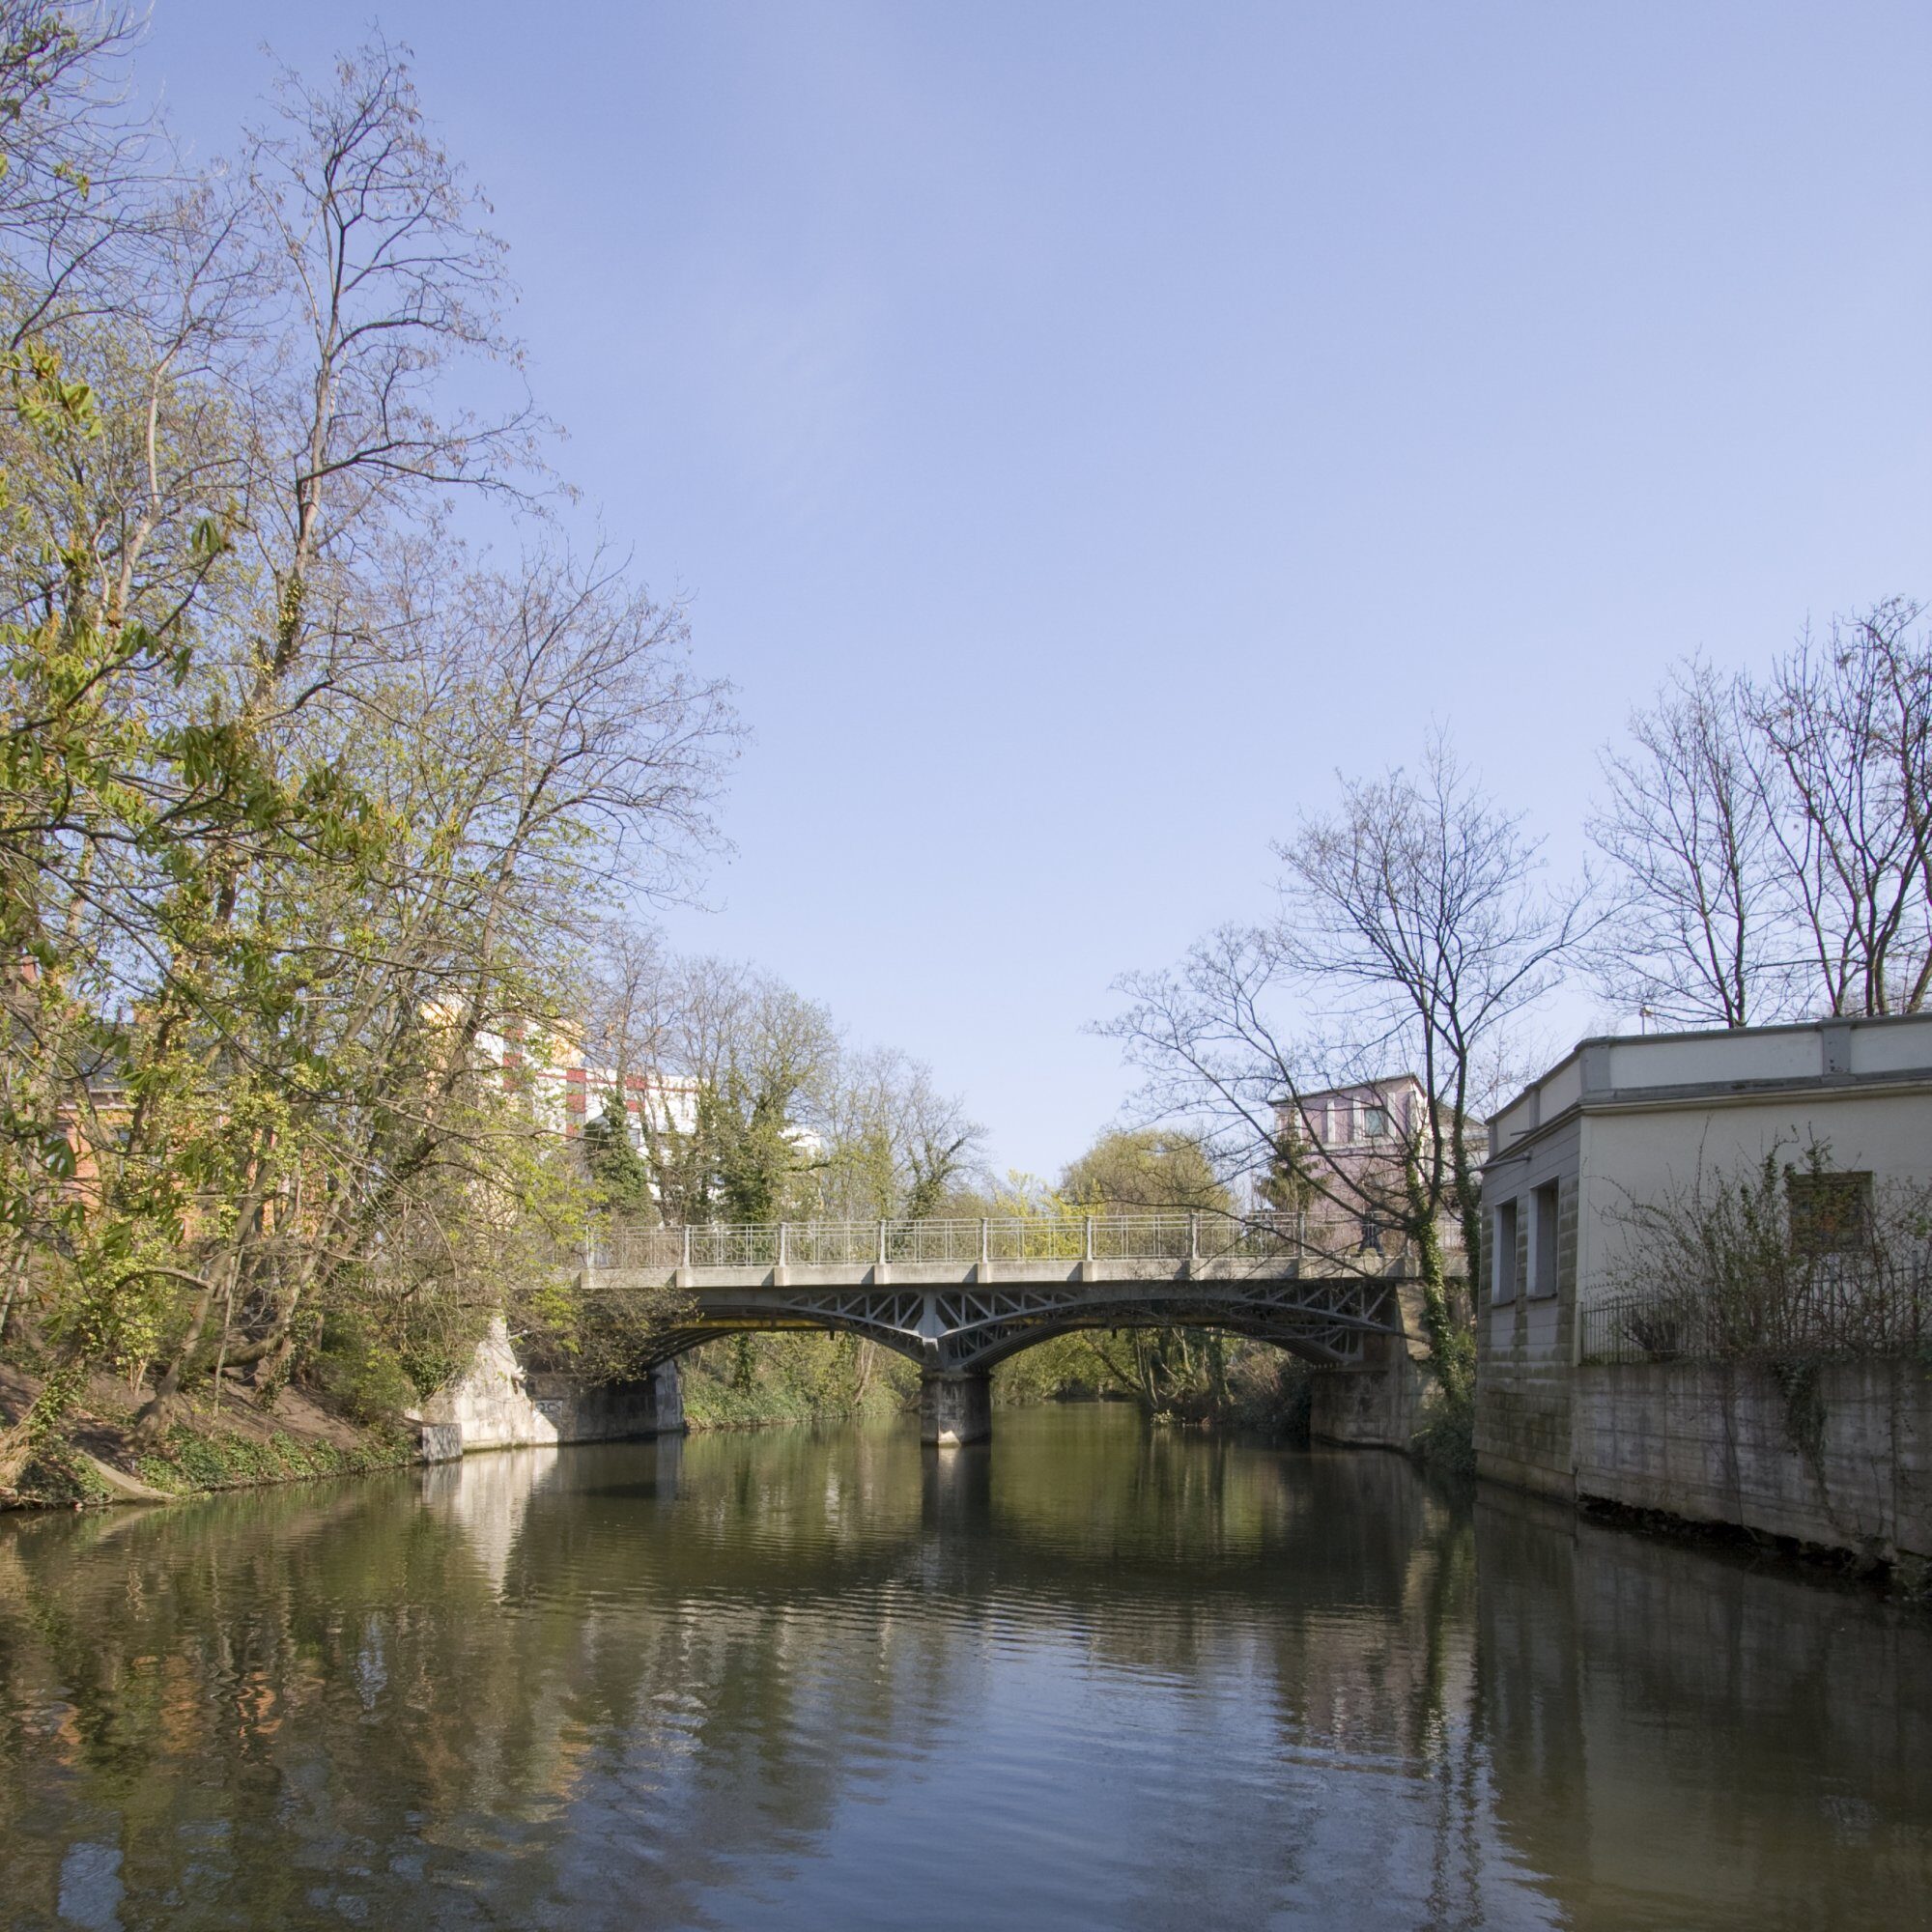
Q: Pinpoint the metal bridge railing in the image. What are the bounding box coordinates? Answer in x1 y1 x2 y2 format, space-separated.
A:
585 1210 1403 1274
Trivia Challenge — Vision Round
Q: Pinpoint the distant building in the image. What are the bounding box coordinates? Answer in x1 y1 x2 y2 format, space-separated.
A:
477 1025 699 1145
1274 1074 1469 1255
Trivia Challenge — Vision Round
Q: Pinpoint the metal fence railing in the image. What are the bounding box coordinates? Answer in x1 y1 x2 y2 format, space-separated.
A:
583 1210 1406 1274
1580 1267 1931 1365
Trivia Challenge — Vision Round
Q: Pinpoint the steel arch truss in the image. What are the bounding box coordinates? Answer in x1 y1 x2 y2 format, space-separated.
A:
632 1274 1400 1374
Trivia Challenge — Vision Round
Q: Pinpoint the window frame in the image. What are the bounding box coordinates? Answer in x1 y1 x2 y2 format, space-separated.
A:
1786 1169 1873 1259
1528 1179 1560 1300
1492 1198 1520 1304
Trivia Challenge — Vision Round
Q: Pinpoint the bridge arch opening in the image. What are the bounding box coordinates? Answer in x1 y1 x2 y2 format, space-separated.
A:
644 1308 1405 1448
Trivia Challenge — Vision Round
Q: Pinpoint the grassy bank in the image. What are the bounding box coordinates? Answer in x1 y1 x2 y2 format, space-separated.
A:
0 1361 414 1510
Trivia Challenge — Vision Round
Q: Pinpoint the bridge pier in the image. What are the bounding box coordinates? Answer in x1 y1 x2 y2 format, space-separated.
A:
1308 1330 1426 1451
921 1369 992 1447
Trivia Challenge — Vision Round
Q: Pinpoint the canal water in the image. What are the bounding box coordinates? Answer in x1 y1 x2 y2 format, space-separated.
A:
1 1406 1928 1931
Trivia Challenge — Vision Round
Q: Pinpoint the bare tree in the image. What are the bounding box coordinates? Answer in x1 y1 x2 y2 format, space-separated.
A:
231 35 546 696
1107 734 1588 1409
1587 657 1800 1029
602 956 841 1226
891 1057 986 1218
0 2 164 348
582 923 671 1101
813 1046 985 1219
1747 599 1932 1017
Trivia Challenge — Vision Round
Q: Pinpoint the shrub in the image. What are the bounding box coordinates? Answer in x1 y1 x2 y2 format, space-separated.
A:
309 1313 421 1424
1603 1139 1932 1363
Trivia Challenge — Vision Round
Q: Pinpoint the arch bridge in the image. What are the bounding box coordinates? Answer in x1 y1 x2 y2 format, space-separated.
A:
582 1212 1415 1444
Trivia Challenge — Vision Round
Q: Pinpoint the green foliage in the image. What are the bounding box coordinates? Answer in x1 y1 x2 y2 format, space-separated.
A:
134 1421 410 1494
310 1315 420 1427
0 30 734 1486
1413 1398 1477 1476
6 1433 111 1508
1257 1131 1317 1216
583 1101 655 1217
1406 1154 1475 1415
680 1333 917 1430
713 1068 800 1223
974 1134 1305 1431
1060 1128 1231 1212
993 1332 1116 1406
1769 1356 1828 1463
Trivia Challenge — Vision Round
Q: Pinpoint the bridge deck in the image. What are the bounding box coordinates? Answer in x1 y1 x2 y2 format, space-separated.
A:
582 1212 1417 1377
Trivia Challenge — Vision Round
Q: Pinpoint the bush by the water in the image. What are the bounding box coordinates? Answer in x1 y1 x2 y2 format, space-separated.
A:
680 1333 919 1429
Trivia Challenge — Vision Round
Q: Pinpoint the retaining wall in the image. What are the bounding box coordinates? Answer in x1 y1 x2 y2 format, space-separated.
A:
1570 1357 1932 1568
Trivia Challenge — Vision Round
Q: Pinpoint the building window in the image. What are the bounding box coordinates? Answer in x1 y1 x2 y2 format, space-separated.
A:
1492 1199 1519 1303
1364 1104 1389 1140
1530 1180 1560 1298
1787 1170 1872 1257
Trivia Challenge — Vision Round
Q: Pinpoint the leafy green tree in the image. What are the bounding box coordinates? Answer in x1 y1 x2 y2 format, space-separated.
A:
1061 1129 1230 1213
0 28 734 1484
582 1102 655 1218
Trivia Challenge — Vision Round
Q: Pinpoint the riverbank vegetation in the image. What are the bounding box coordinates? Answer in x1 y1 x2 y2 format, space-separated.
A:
0 13 748 1492
975 1132 1314 1435
681 1335 919 1432
666 1129 1319 1437
0 13 743 1496
0 13 1012 1500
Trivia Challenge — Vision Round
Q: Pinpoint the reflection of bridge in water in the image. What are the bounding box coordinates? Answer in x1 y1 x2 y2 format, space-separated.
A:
583 1212 1416 1443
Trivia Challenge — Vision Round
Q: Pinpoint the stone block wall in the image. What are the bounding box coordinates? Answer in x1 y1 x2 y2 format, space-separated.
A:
1310 1329 1429 1450
415 1315 684 1453
920 1371 992 1446
1476 1146 1580 1499
1571 1358 1932 1568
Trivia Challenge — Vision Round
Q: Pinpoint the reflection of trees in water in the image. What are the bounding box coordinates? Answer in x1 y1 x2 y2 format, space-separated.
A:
0 1423 1928 1927
0 1435 978 1926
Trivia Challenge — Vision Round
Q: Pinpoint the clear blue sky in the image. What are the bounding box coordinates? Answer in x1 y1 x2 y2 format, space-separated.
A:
149 2 1930 1178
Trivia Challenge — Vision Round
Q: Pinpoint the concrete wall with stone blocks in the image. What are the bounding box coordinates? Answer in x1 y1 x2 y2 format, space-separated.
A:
920 1371 992 1446
1571 1358 1932 1567
1478 1018 1932 1558
1476 1123 1580 1498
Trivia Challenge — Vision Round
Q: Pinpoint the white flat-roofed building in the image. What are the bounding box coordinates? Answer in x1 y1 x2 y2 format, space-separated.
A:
1477 1011 1932 1496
